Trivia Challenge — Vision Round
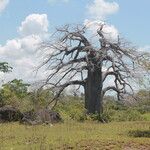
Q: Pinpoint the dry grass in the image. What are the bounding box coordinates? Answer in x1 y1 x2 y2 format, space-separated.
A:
0 121 150 150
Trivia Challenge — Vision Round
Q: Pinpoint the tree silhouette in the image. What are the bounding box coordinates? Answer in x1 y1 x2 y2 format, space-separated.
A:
39 25 147 114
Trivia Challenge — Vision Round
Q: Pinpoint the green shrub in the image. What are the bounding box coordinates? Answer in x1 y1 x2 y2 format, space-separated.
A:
104 100 127 111
54 98 87 122
142 113 150 121
102 100 146 122
100 112 111 122
110 109 144 121
86 108 118 123
134 105 150 114
54 98 146 122
128 130 150 138
86 113 100 121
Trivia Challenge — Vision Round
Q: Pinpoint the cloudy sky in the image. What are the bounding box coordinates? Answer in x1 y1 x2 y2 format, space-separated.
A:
0 0 150 84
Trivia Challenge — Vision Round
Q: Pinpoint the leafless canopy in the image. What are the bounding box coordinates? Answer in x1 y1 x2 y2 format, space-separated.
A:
38 24 146 108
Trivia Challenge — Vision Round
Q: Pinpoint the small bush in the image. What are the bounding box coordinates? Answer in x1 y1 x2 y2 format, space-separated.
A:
142 113 150 121
54 98 87 122
86 113 101 122
100 113 111 123
102 100 146 122
104 100 127 111
128 130 150 138
134 105 150 114
87 112 111 123
110 109 144 122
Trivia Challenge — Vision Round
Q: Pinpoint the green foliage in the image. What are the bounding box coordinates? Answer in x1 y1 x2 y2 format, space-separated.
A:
1 79 30 98
136 89 150 106
142 113 150 121
54 97 147 122
0 62 12 73
110 109 144 121
0 79 30 107
35 89 54 108
104 100 127 111
87 112 111 123
101 100 145 122
134 105 150 114
131 89 150 114
0 83 149 122
54 96 87 121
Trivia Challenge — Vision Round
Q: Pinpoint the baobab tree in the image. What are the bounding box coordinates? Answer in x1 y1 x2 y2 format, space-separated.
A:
39 24 146 114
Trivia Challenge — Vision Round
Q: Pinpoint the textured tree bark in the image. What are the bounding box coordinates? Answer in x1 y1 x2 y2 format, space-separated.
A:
85 68 103 114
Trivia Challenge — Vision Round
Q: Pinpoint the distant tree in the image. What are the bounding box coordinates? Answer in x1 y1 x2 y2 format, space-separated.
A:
0 62 12 73
39 25 149 114
0 62 12 106
0 79 30 107
1 79 30 99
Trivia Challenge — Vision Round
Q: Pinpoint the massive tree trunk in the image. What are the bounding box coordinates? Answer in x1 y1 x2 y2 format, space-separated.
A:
85 67 103 114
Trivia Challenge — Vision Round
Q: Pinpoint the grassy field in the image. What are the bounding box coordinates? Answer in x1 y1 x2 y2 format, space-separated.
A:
0 121 150 150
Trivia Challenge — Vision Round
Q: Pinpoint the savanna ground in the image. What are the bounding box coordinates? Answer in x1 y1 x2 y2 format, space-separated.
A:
0 121 150 150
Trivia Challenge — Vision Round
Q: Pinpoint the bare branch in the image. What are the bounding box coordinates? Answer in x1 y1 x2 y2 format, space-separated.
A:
37 24 148 110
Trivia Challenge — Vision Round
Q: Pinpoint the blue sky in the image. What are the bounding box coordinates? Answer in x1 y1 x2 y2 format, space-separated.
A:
0 0 150 46
0 0 149 83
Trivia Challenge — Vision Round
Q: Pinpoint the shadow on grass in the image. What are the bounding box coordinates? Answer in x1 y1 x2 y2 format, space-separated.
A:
128 130 150 138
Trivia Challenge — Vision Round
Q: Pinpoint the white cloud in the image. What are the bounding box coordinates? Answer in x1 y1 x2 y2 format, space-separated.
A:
84 19 119 42
84 0 119 42
87 0 119 20
0 39 22 58
0 14 49 83
0 36 42 82
0 35 42 59
19 14 49 36
0 0 9 13
20 35 42 54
